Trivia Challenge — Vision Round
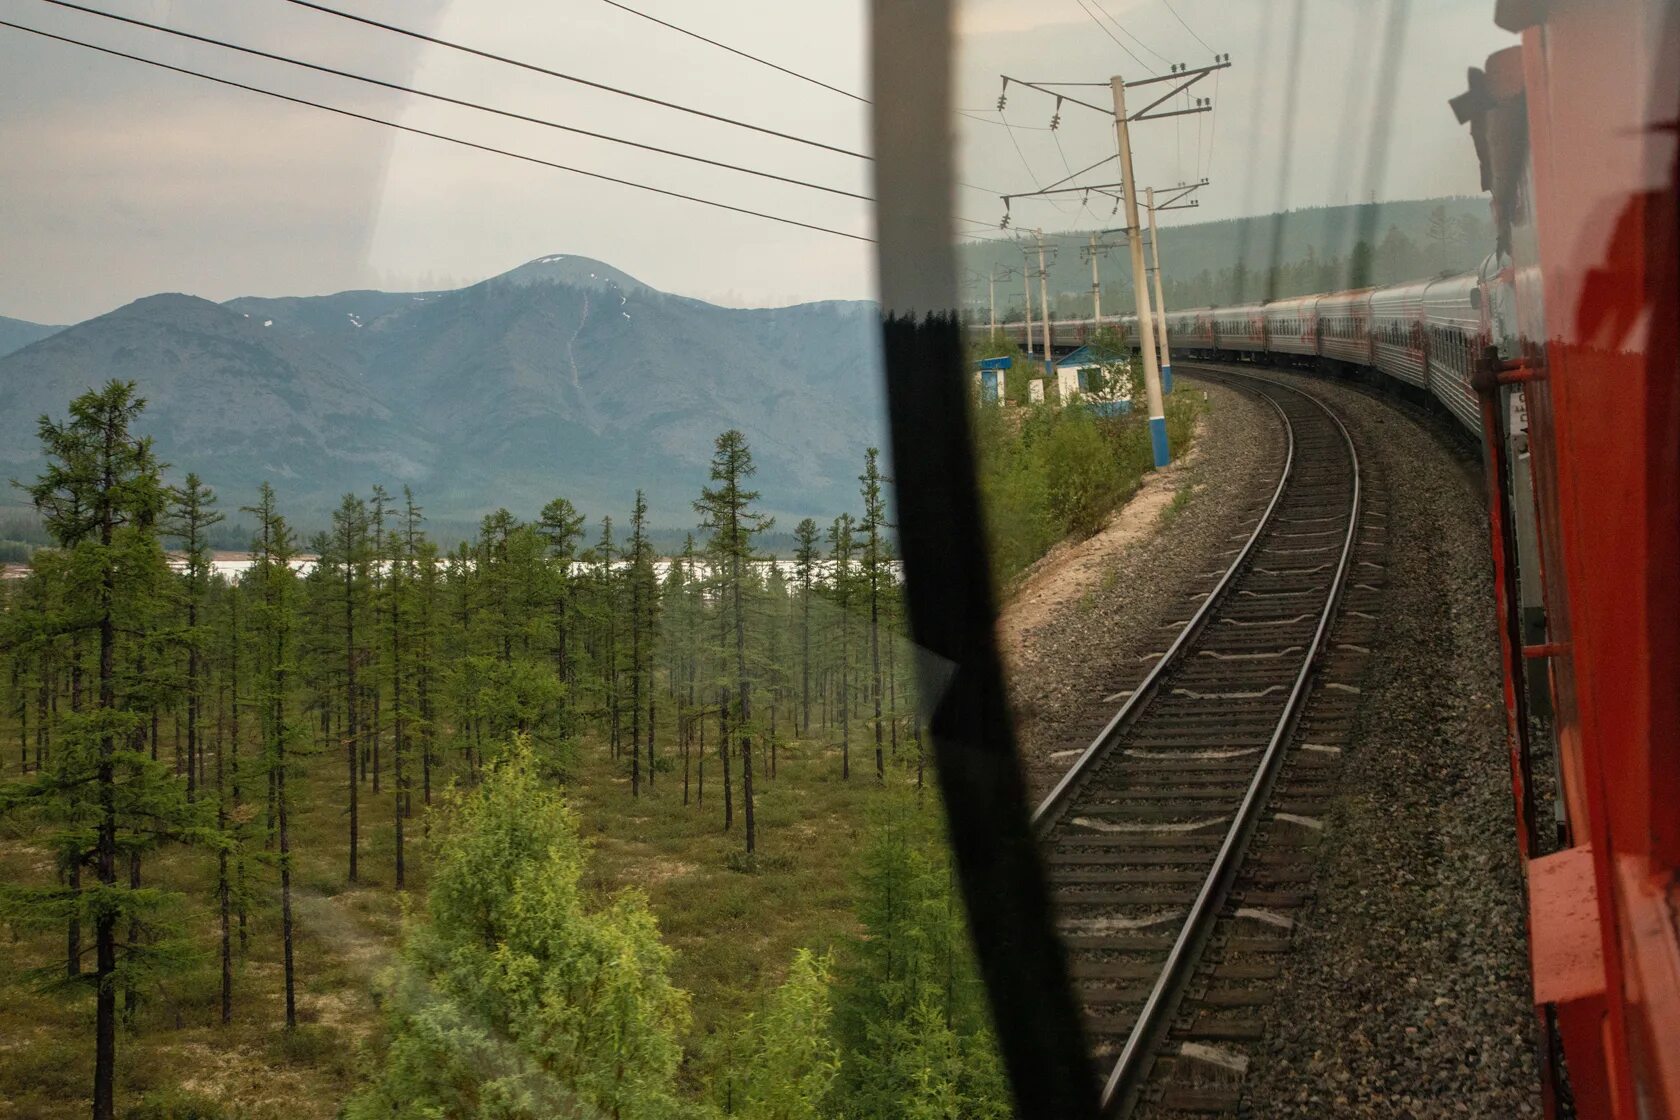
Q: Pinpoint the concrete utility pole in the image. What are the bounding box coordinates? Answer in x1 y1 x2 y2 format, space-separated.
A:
1035 229 1053 374
1146 187 1173 394
1111 76 1169 468
989 267 998 338
1088 233 1103 323
1082 233 1129 326
1021 250 1035 360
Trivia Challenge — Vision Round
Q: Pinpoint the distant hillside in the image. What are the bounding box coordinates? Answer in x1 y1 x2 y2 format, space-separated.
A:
960 196 1494 315
0 314 62 358
0 256 885 528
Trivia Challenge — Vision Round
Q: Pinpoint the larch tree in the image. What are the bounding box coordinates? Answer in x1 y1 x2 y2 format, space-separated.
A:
536 496 585 687
626 490 656 797
412 536 442 808
167 473 229 1019
793 518 821 737
694 430 773 855
858 448 891 781
391 486 424 889
243 481 300 1030
168 473 222 803
329 494 370 883
827 513 856 781
7 380 204 1120
369 484 390 794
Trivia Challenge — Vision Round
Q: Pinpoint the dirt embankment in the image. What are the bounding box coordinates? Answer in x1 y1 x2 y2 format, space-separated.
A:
997 379 1284 801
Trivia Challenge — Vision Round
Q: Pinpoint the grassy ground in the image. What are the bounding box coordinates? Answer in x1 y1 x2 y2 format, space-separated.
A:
0 707 917 1119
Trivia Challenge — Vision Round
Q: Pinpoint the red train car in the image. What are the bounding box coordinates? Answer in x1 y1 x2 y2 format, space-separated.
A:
1460 1 1679 1115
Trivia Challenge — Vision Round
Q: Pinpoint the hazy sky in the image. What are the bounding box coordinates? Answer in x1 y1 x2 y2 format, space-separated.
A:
0 0 1512 324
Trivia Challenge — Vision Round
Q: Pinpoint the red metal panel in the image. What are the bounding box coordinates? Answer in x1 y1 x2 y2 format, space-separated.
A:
1512 0 1680 1112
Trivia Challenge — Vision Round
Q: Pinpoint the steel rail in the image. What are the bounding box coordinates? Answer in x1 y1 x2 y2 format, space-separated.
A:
1099 371 1363 1114
1029 389 1296 836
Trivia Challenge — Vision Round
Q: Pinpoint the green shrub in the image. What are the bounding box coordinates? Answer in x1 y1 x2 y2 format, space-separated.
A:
1041 408 1126 537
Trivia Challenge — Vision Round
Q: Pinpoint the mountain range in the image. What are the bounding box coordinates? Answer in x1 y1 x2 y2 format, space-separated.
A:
0 255 886 531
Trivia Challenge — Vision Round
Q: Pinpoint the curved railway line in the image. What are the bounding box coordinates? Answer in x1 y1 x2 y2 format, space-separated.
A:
1031 365 1391 1116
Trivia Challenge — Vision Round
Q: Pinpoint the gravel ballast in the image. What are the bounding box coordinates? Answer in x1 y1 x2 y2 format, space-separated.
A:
1233 368 1540 1118
1002 379 1284 803
999 367 1540 1116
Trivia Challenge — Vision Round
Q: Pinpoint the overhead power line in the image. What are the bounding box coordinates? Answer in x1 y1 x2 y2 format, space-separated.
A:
1072 0 1151 73
1088 0 1172 66
0 18 874 242
1161 0 1216 54
597 0 866 104
33 0 870 201
279 0 869 160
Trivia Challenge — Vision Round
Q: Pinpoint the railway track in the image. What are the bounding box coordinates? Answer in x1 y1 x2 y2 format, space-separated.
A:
1031 367 1388 1116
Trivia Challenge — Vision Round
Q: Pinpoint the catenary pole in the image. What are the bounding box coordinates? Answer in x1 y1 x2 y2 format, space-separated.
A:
1146 187 1174 393
1089 232 1103 322
1022 251 1035 360
1111 76 1168 467
1036 229 1053 373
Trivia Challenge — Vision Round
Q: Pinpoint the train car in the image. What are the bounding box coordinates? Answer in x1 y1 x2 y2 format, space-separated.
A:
1261 294 1320 358
1455 5 1680 1113
1316 288 1375 367
1419 271 1486 431
1117 313 1139 350
1166 308 1214 357
1211 302 1265 354
1369 279 1432 387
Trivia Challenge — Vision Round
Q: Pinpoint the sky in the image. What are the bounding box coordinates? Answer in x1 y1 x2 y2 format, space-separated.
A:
0 0 1514 325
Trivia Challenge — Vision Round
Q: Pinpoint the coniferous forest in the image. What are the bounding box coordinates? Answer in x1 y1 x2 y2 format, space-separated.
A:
0 381 1009 1120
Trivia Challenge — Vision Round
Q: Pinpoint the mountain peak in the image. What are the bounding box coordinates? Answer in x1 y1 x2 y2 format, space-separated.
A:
486 255 652 297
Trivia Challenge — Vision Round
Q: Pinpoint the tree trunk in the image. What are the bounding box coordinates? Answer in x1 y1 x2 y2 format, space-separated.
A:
801 593 811 734
93 517 117 1120
124 851 141 1025
216 679 232 1025
630 579 641 797
870 567 883 781
733 555 755 855
371 682 381 795
277 692 296 1030
888 626 900 760
392 588 405 890
345 572 359 884
186 615 198 800
719 689 732 830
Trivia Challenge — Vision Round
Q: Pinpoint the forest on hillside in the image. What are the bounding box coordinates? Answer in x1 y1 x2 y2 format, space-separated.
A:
962 199 1494 322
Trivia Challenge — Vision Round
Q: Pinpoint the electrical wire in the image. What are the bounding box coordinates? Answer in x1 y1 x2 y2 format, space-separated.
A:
276 0 1003 199
1161 0 1215 54
33 0 871 201
278 0 868 159
1071 0 1152 73
997 111 1045 190
0 18 874 242
596 0 866 103
1088 0 1171 67
960 109 1054 131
